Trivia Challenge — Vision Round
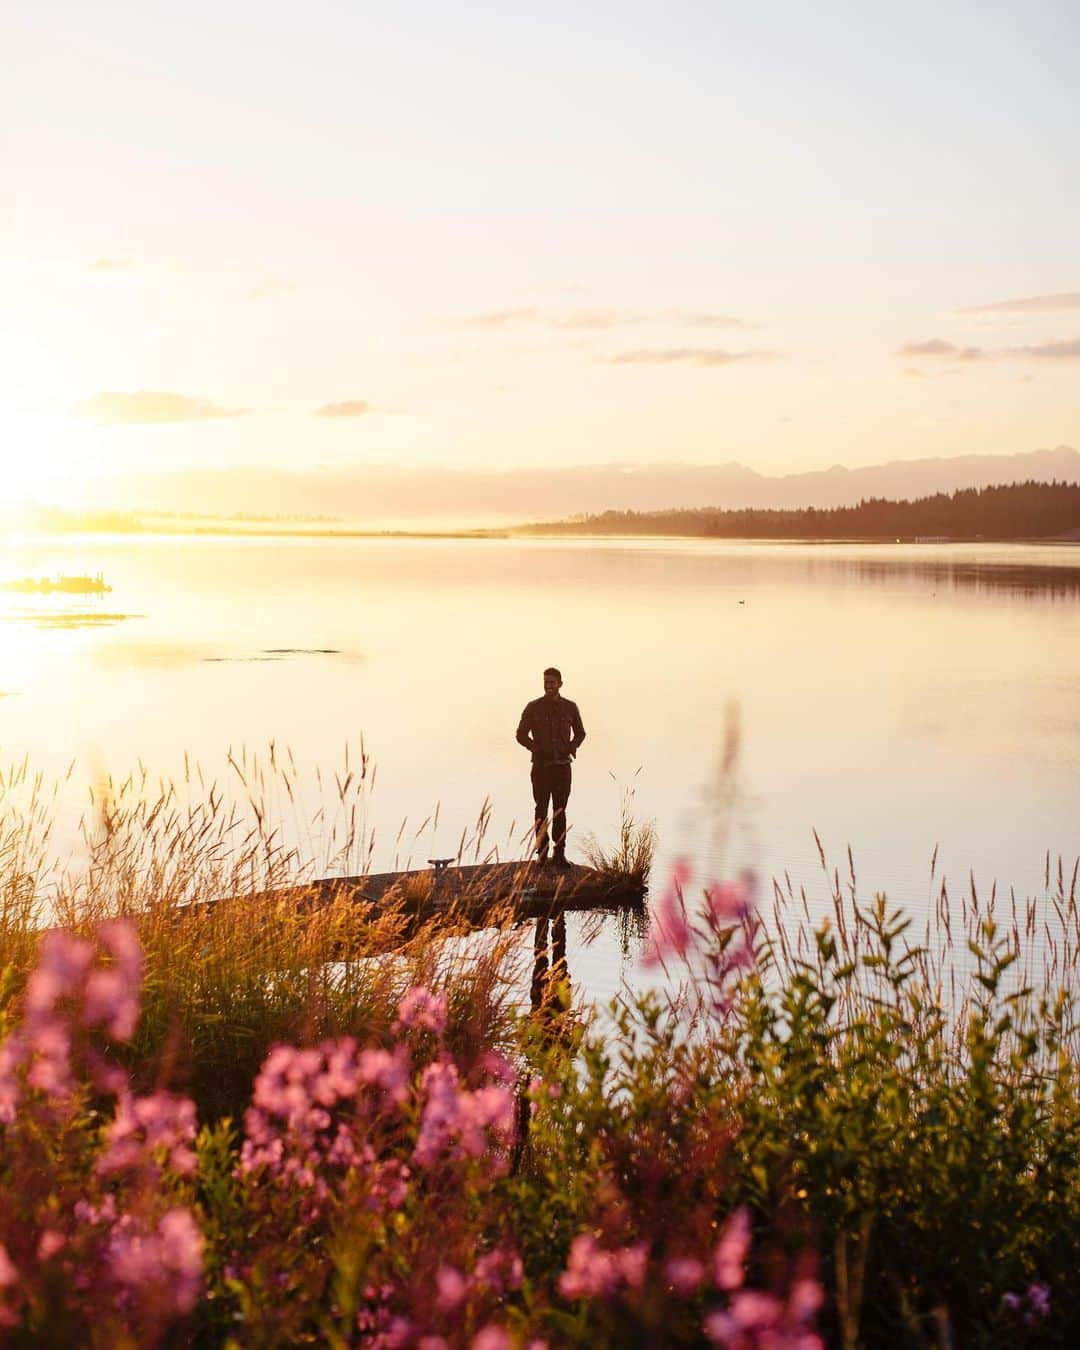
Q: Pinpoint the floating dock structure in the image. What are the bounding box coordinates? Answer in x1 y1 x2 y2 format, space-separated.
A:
206 859 645 934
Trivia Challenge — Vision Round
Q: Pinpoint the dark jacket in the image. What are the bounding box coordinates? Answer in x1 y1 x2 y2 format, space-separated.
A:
516 696 586 766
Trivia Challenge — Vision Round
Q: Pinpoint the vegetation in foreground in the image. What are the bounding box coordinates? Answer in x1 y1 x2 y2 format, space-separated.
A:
0 760 1077 1346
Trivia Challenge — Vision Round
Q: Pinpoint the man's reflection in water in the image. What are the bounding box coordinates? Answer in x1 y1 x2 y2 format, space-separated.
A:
530 909 569 1021
513 908 571 1173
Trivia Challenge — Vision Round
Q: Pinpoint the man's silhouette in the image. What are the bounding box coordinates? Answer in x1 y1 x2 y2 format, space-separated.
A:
516 667 586 867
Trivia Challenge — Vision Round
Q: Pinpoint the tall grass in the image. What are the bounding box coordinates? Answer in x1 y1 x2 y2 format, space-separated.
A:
581 786 656 890
0 748 528 1123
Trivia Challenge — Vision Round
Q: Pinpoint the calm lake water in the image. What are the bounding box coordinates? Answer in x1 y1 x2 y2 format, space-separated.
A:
2 533 1078 1005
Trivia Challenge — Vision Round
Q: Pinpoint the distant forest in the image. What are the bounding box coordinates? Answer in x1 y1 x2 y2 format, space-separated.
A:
523 480 1080 541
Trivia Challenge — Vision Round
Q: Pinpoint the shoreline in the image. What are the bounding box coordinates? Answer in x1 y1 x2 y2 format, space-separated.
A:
4 525 1079 546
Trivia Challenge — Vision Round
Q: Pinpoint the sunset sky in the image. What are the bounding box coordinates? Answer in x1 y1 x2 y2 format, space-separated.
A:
3 0 1078 515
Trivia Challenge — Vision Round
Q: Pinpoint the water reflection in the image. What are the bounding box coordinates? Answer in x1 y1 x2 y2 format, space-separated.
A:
817 557 1080 602
2 610 140 629
0 532 1077 995
203 648 343 663
530 909 569 1018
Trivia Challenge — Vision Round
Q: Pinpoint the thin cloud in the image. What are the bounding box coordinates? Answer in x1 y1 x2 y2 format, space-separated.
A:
898 335 1080 362
1005 337 1080 360
609 347 778 366
896 339 985 361
314 400 400 417
453 307 751 332
555 308 621 330
675 312 750 329
249 277 297 300
960 292 1080 315
88 257 135 272
74 391 249 425
455 308 542 328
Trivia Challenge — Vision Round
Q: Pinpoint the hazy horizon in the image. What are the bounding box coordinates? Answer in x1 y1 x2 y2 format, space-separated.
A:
2 443 1075 533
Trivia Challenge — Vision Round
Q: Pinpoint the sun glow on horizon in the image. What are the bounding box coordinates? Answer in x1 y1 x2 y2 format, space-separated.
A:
0 410 89 513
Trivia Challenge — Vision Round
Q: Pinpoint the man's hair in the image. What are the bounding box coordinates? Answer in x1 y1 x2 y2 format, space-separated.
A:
543 667 562 682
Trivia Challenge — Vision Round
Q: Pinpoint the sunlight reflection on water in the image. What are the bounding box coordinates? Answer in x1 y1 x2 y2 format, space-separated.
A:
1 534 1078 1008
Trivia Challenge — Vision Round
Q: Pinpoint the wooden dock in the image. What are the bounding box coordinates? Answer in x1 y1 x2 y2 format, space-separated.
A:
232 859 645 931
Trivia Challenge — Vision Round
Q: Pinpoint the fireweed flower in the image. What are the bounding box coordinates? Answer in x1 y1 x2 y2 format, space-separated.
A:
108 1209 204 1317
26 923 143 1042
25 931 94 1022
704 870 757 927
97 1090 198 1177
413 1060 515 1167
665 1256 705 1296
704 1278 824 1348
643 859 694 966
1004 1283 1051 1325
1027 1283 1051 1319
471 1325 511 1350
25 1020 73 1097
643 859 760 1019
713 1207 751 1291
558 1235 649 1300
395 985 448 1036
36 1231 66 1261
0 1037 25 1123
473 1248 523 1295
435 1264 469 1312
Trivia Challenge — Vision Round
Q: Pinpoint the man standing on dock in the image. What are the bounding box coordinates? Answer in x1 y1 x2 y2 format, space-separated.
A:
516 667 586 868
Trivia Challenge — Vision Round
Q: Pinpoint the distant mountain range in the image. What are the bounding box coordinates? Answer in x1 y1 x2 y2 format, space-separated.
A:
72 444 1080 526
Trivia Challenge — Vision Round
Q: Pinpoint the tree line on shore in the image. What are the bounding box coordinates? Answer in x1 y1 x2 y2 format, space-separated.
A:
525 479 1080 540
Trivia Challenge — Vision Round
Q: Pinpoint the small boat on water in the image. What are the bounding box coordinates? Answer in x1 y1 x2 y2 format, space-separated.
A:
2 573 112 595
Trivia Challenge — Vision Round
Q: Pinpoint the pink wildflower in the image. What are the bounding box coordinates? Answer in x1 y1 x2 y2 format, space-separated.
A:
731 1289 783 1331
0 1036 25 1123
414 1061 461 1165
36 1231 65 1261
25 1020 72 1097
319 1036 360 1101
559 1234 648 1300
98 1090 197 1176
414 1061 514 1167
74 1195 117 1225
704 870 757 926
83 968 139 1041
788 1279 824 1322
395 985 448 1036
479 1049 517 1084
97 919 144 984
713 1206 751 1291
472 1325 511 1350
643 859 694 966
0 1243 17 1288
474 1248 524 1294
618 1243 649 1289
358 1047 410 1103
435 1264 469 1312
419 1338 451 1350
26 931 94 1020
1005 1283 1052 1326
704 1308 735 1343
109 1208 203 1315
665 1256 705 1296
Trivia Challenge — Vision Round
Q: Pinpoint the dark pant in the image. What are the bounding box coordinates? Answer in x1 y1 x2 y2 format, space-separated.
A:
531 762 571 858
